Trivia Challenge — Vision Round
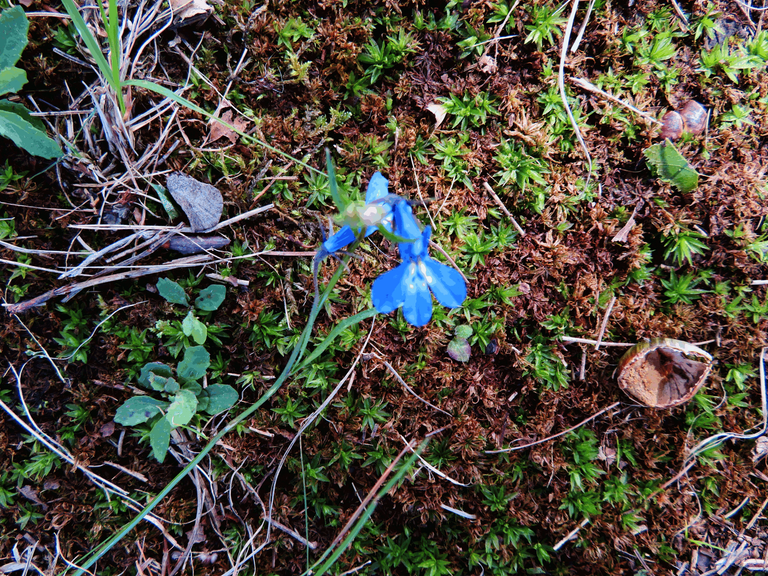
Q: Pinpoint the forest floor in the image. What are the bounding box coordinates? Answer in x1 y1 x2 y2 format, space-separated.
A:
1 0 768 574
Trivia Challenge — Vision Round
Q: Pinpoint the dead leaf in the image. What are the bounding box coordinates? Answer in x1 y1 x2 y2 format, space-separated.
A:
101 421 115 437
612 215 636 243
478 54 497 74
426 102 447 129
209 109 250 144
167 173 223 232
753 436 768 463
19 486 47 510
169 0 212 26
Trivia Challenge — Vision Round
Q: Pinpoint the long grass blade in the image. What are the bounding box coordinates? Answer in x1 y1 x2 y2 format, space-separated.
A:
325 147 348 209
305 440 427 576
59 0 120 97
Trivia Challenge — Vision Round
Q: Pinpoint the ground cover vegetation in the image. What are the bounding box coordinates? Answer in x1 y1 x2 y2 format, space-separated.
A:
0 0 767 574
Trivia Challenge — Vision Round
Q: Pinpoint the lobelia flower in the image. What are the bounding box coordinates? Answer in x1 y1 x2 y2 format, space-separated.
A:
372 212 467 326
313 172 399 293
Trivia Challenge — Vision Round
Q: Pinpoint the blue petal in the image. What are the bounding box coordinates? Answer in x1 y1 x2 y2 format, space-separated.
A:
420 257 467 308
402 265 433 326
365 172 389 203
322 225 358 254
394 202 422 241
371 262 410 314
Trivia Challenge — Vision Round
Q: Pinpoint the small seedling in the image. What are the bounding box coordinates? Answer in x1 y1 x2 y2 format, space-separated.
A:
113 352 238 462
113 278 235 462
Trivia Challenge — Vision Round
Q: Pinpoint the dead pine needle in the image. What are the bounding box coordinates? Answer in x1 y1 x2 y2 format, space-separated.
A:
486 402 621 454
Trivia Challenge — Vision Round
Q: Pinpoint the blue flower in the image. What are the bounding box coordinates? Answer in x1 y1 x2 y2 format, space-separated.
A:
314 172 400 294
372 226 467 327
316 172 394 259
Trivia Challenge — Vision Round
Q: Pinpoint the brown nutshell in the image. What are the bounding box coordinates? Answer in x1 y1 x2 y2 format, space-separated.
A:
660 111 683 141
659 101 707 141
617 339 712 408
680 100 707 135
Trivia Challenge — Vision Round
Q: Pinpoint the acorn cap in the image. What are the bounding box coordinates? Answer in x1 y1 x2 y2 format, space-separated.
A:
617 338 712 408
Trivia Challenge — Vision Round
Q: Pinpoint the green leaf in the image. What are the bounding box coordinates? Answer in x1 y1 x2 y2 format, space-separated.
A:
0 100 62 159
151 183 179 220
0 66 27 97
163 377 180 394
183 381 202 395
325 148 348 210
156 277 188 305
0 99 43 130
454 325 473 339
643 140 699 193
177 345 210 382
147 372 168 392
150 416 171 463
0 6 29 70
201 384 238 414
137 362 173 389
182 311 207 345
447 337 471 362
166 389 197 426
195 285 226 311
114 396 167 426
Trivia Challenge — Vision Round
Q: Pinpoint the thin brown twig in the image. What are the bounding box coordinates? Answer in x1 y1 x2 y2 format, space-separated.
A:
561 336 634 347
429 241 469 285
485 402 621 454
4 254 213 313
482 181 526 236
595 295 616 350
378 356 451 416
553 518 591 551
571 77 664 126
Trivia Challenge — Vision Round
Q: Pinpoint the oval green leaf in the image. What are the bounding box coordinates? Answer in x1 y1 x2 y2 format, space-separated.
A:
138 362 173 389
114 396 167 426
202 384 238 414
0 100 62 159
182 311 207 345
195 285 226 311
150 416 171 463
166 389 198 427
156 277 188 305
177 345 210 382
0 6 29 70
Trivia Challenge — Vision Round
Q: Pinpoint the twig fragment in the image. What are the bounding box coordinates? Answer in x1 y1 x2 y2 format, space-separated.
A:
483 182 526 236
486 402 621 454
595 295 616 350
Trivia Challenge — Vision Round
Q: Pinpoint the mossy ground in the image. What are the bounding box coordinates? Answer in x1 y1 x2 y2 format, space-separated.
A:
1 0 768 574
